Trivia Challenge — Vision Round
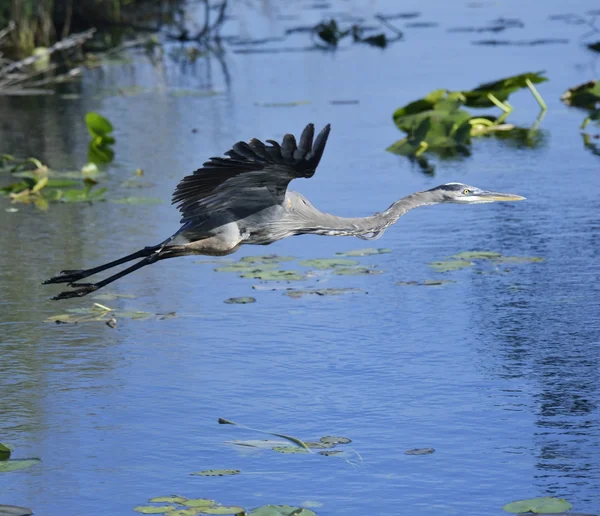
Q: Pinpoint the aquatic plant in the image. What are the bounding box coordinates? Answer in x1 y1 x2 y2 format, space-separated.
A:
387 72 548 170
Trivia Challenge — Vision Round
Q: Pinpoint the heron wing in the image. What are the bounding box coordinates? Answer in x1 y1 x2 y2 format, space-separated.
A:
172 123 331 224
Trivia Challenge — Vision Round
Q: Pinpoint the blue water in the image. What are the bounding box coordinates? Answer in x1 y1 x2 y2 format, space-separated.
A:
2 0 600 514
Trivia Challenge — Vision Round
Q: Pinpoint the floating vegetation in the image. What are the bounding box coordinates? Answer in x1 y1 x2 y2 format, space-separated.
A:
240 270 306 281
0 443 40 473
224 297 256 304
429 260 473 272
428 251 545 274
387 72 547 170
86 112 116 164
561 80 600 110
284 288 363 298
249 506 316 516
45 303 157 325
191 470 240 477
333 266 382 276
214 264 277 273
134 497 312 516
335 248 391 256
404 448 435 455
502 497 572 514
111 197 164 205
395 280 456 287
218 418 311 452
239 255 296 264
298 258 359 269
219 417 353 459
449 251 502 260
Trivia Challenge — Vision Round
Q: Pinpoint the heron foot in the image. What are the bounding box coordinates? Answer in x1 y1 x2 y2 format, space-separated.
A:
51 285 98 300
43 269 88 285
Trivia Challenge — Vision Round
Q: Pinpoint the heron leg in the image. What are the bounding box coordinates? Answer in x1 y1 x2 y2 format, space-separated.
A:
51 254 160 300
43 244 163 285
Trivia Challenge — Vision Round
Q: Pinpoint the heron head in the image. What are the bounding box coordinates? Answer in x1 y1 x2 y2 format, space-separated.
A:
428 182 526 204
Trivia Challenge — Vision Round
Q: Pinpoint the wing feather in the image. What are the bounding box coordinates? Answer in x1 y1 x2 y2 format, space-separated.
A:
172 123 331 224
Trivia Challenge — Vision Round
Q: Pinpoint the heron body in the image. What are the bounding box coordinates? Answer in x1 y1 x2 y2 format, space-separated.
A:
45 123 525 299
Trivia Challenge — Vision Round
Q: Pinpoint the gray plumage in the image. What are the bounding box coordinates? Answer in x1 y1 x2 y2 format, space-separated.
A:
45 123 525 299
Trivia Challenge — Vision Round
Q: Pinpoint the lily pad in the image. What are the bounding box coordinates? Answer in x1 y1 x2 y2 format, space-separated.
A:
149 496 188 504
502 497 572 514
494 256 545 264
318 450 344 456
199 507 245 515
298 258 358 269
335 248 391 256
561 80 600 109
191 469 240 476
429 260 473 272
320 436 352 445
167 510 204 516
284 288 363 298
183 499 217 508
0 443 11 460
240 270 305 281
273 446 309 454
404 448 435 455
224 297 256 304
0 459 40 472
396 280 456 286
240 255 296 264
134 506 175 514
448 251 502 260
214 264 277 273
333 266 382 275
249 506 316 516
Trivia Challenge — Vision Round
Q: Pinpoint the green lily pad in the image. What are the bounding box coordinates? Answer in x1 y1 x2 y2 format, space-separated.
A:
149 497 188 504
183 499 217 508
0 459 40 472
449 251 502 260
284 288 363 298
249 506 316 516
333 266 382 275
320 436 352 445
214 264 277 273
167 510 204 516
335 248 391 256
429 260 472 272
191 469 240 476
494 256 545 264
298 258 358 269
134 506 176 514
239 255 296 264
404 448 435 455
199 507 245 515
273 446 309 454
561 80 600 109
224 297 256 304
0 443 11 461
502 497 572 514
396 280 456 286
240 270 305 281
318 450 345 456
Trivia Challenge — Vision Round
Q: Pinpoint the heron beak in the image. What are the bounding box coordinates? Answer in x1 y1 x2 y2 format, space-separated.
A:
475 190 526 202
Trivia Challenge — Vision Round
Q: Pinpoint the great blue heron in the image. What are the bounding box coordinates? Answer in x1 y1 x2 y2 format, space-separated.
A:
44 123 525 300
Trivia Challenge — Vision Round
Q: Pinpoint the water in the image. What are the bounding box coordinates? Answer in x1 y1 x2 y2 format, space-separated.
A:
2 0 600 514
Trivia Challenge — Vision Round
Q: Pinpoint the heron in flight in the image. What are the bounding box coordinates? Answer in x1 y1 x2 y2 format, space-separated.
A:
45 123 525 300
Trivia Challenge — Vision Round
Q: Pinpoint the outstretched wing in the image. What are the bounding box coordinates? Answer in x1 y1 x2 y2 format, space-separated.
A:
172 123 331 224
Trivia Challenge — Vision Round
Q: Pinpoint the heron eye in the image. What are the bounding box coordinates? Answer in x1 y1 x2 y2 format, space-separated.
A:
462 188 471 195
